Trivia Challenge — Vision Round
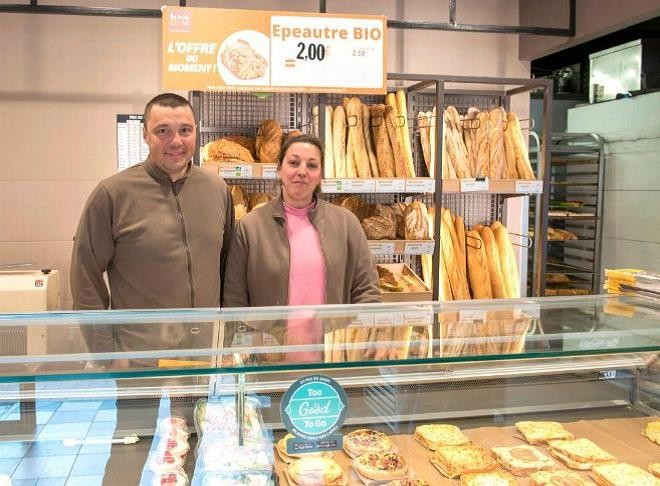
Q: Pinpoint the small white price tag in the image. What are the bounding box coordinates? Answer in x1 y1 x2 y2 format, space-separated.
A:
405 178 436 193
321 179 349 193
350 313 375 327
460 179 489 192
515 180 543 193
347 179 376 193
261 164 278 179
403 241 434 255
404 309 433 326
459 309 487 322
368 241 396 255
374 312 404 326
375 178 406 193
220 164 253 178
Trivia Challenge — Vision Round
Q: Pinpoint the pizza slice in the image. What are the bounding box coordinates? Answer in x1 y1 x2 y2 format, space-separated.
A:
353 452 408 481
644 421 660 445
343 429 392 456
432 445 497 478
515 421 574 444
460 470 517 486
288 456 344 486
530 469 596 485
491 445 556 476
592 462 660 486
414 424 470 450
547 439 616 470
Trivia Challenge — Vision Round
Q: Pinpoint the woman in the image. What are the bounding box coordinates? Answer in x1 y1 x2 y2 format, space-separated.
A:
223 134 381 360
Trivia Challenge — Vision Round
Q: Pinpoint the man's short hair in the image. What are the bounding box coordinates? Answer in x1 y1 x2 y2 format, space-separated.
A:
143 93 194 127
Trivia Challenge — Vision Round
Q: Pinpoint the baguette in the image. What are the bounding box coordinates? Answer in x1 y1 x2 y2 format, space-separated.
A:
429 108 437 178
346 97 371 178
417 111 431 175
477 225 507 299
384 103 408 178
324 105 335 178
396 89 416 177
441 208 470 300
466 229 492 299
332 105 347 178
475 111 490 178
370 104 396 177
502 111 519 179
446 106 471 178
441 110 458 179
491 221 520 298
453 215 467 270
312 105 319 138
362 104 379 177
463 107 480 177
487 107 506 179
507 112 536 180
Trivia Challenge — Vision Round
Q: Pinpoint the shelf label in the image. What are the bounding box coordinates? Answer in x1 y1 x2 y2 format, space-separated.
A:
515 180 543 193
404 241 434 255
460 179 489 192
281 375 348 442
321 179 348 193
368 241 395 255
163 7 386 95
404 309 433 326
375 178 406 193
219 164 253 178
347 179 376 193
459 309 487 323
261 164 278 179
288 435 343 454
349 313 375 327
374 312 404 326
405 178 436 193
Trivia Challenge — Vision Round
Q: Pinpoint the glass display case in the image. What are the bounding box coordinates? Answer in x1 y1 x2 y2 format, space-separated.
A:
0 295 658 485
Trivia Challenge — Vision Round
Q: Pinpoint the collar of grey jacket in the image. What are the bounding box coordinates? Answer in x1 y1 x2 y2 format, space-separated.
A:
271 193 325 225
143 156 192 189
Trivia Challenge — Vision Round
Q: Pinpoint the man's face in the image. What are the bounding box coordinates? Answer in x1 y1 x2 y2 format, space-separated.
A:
143 104 196 181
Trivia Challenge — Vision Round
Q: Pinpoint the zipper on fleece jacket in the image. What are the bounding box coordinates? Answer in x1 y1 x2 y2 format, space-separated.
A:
172 182 195 307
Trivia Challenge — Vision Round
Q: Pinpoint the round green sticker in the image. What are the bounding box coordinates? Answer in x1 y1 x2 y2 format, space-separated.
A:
280 374 348 440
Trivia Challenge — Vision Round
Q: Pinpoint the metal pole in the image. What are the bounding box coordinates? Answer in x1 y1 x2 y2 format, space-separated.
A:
432 79 445 301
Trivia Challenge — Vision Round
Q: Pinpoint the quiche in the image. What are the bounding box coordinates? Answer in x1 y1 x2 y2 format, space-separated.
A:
516 421 574 444
491 445 556 476
432 444 497 478
547 439 616 470
644 421 660 445
530 469 596 485
460 470 517 486
592 462 660 486
414 424 470 450
288 456 343 486
343 429 392 457
353 452 408 481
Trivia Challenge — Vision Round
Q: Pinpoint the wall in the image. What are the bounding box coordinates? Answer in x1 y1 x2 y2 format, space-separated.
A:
519 0 660 60
567 92 660 272
0 0 530 312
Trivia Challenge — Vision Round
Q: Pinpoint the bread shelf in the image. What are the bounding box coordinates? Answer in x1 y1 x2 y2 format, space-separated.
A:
441 178 544 194
201 162 278 179
321 178 435 194
368 240 435 256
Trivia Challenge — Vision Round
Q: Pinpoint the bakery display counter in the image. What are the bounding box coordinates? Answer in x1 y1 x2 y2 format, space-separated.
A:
0 295 658 484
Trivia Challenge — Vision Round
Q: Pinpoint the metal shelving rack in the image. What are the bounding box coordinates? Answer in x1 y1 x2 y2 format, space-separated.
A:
531 133 604 296
191 73 553 299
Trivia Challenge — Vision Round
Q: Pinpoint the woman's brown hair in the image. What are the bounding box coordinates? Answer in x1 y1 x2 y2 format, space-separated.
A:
277 133 324 169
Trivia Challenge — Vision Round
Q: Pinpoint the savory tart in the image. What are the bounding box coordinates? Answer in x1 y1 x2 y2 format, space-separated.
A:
515 421 574 444
460 470 517 486
530 469 596 485
288 456 343 486
384 480 429 486
592 462 660 486
547 439 616 470
414 424 470 450
644 421 660 445
353 452 408 481
431 445 497 478
343 428 392 456
491 445 556 476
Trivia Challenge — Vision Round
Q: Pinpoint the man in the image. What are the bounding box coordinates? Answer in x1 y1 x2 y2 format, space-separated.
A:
70 93 234 356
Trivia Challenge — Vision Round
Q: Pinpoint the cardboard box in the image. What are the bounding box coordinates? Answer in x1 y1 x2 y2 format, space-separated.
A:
378 263 431 302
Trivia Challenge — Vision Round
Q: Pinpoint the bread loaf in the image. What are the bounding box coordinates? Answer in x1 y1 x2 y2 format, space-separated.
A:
340 195 369 221
370 104 395 178
324 105 335 178
332 105 347 177
346 97 371 178
491 221 520 298
429 109 436 178
256 119 282 163
502 114 519 179
440 209 466 300
312 105 319 138
370 204 396 227
249 192 271 211
389 202 407 238
404 201 430 240
206 138 255 163
463 107 480 177
223 135 256 159
446 106 471 178
475 111 490 178
487 107 506 179
230 185 248 220
417 111 432 175
507 112 535 180
421 206 435 289
441 208 471 299
362 215 396 240
477 225 507 298
395 90 416 177
453 215 467 271
441 110 458 179
362 105 379 177
466 229 492 299
384 104 407 178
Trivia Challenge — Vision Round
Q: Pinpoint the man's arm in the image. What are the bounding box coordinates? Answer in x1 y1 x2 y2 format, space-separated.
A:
219 187 235 307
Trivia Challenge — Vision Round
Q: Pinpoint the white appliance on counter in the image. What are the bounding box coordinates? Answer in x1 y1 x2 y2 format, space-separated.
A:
0 270 60 355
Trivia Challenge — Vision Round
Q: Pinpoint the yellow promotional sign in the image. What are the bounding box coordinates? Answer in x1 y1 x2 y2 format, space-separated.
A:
162 7 387 94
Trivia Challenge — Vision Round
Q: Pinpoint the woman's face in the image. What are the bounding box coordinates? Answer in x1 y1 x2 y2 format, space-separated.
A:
278 142 322 208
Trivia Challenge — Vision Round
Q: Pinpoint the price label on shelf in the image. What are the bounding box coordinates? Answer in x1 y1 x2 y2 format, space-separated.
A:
403 241 434 255
321 179 349 193
347 179 376 193
405 178 436 193
349 313 374 327
368 241 396 255
515 180 543 193
219 164 253 178
404 309 433 326
374 312 404 327
459 309 487 323
460 179 489 192
375 179 406 193
261 164 278 179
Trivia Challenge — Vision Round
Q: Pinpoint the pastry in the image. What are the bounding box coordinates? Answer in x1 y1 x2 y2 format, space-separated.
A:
353 452 408 481
491 445 555 476
219 39 267 80
649 463 660 478
288 456 343 485
460 470 517 486
530 469 595 485
432 444 497 478
414 424 469 450
343 429 392 456
592 462 660 486
644 421 660 445
516 421 574 445
547 438 616 470
385 481 429 486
